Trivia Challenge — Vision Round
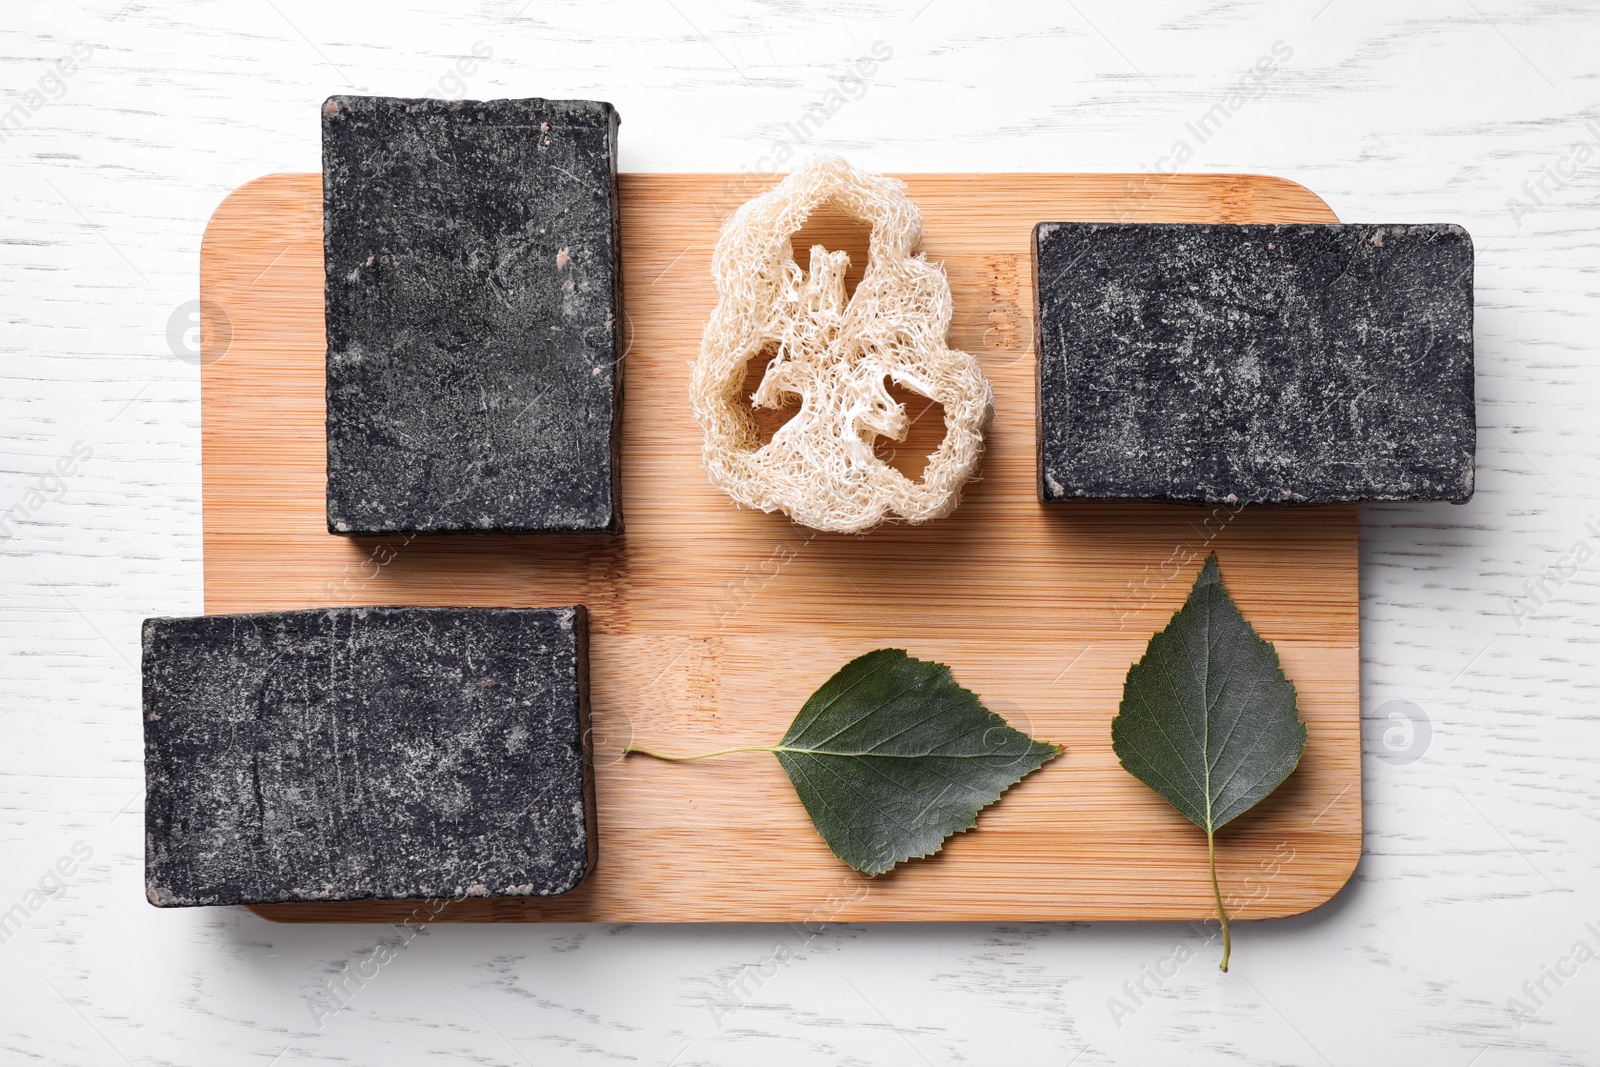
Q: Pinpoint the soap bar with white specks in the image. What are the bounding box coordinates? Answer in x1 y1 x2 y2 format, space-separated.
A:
142 606 595 907
1034 222 1476 506
322 95 623 534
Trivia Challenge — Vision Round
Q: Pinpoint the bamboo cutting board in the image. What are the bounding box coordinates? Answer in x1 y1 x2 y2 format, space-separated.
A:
201 172 1360 924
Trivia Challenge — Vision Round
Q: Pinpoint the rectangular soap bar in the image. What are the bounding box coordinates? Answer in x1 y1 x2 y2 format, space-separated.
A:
1034 222 1475 505
323 95 623 534
142 606 595 907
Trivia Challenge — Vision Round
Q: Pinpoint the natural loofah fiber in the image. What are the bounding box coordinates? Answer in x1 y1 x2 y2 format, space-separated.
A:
690 156 994 534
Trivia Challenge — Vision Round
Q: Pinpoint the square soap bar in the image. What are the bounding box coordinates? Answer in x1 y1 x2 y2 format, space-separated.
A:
143 606 595 907
1034 222 1475 505
323 95 623 534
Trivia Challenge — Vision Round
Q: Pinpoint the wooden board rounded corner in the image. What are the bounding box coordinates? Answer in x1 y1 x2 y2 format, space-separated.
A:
201 171 1362 925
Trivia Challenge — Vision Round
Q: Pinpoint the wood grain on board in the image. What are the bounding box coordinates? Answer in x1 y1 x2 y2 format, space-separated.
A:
199 171 1358 923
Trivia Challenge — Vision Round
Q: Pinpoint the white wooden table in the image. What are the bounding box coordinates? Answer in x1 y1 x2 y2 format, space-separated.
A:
2 1 1594 1063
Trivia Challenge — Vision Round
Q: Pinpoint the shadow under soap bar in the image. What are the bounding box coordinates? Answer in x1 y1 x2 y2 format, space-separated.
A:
1034 222 1476 506
142 606 595 907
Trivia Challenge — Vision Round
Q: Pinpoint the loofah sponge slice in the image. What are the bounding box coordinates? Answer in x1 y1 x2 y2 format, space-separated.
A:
689 156 994 534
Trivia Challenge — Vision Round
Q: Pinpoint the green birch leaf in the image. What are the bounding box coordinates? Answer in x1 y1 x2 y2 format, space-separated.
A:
1111 554 1306 970
628 648 1059 876
773 649 1058 875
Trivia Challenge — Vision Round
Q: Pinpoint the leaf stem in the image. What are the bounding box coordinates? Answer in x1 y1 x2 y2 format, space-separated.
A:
623 744 775 761
1208 827 1231 972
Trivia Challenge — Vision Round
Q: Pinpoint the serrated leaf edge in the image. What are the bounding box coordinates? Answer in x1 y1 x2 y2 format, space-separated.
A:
1110 554 1307 834
778 739 1061 875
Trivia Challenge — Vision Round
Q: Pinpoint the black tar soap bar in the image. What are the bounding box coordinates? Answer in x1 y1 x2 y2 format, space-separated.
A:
143 606 595 907
1034 222 1475 505
323 95 623 534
